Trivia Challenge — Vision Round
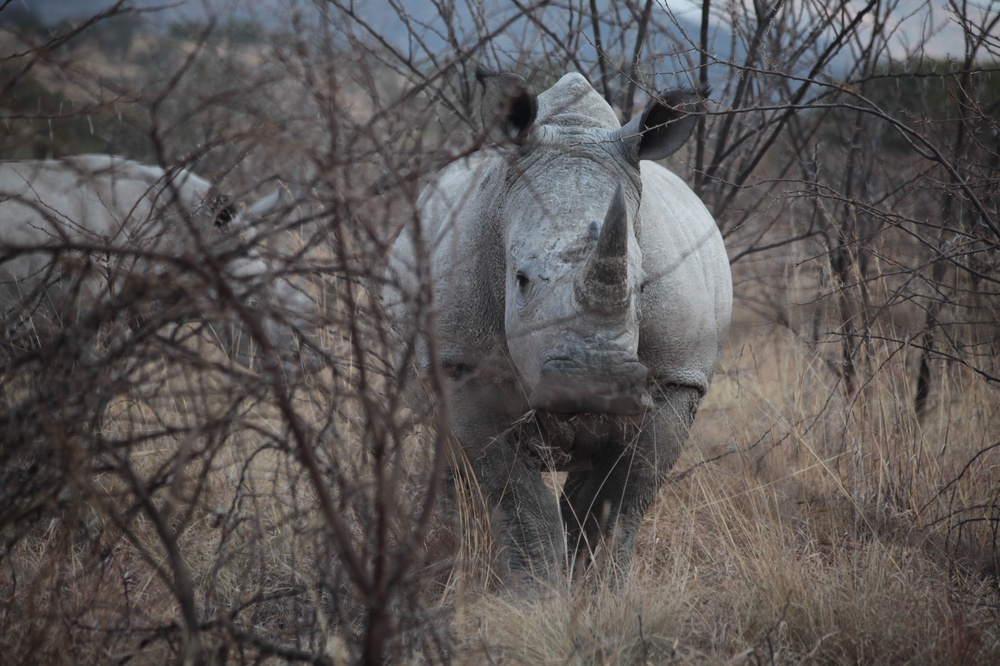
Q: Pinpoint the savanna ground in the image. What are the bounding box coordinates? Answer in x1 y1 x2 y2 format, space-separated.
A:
2 1 999 663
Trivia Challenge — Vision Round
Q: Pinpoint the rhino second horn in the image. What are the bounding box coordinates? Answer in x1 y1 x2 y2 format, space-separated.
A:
577 184 630 313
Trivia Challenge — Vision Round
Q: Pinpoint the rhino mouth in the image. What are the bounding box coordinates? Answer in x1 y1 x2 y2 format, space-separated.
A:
528 358 651 416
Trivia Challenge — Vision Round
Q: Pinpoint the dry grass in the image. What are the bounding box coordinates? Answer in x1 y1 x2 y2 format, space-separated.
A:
445 316 1000 664
3 278 999 663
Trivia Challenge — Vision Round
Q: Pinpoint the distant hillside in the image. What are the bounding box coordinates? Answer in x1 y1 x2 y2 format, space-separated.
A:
2 0 130 23
1 0 742 88
1 0 215 26
2 0 724 58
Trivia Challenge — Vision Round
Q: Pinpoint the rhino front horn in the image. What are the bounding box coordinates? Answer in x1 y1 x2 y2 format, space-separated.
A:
577 184 630 313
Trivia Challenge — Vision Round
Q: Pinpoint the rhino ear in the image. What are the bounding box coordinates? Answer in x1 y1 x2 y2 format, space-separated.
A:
615 87 706 161
476 67 538 144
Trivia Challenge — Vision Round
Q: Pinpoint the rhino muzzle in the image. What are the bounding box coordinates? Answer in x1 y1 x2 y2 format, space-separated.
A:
528 358 651 415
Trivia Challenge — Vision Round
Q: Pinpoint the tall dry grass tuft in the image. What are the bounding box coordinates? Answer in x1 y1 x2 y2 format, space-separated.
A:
667 313 998 663
456 583 704 664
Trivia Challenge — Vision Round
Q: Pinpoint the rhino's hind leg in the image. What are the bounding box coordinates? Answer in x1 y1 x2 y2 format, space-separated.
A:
560 385 701 582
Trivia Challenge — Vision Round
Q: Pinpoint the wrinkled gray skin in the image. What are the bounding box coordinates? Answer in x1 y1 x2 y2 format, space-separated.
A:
385 72 732 585
0 154 314 376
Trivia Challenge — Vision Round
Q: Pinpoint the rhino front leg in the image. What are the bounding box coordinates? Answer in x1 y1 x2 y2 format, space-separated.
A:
466 433 566 584
449 373 566 585
560 384 701 582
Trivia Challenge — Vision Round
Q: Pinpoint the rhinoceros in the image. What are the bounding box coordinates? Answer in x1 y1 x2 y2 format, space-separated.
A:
384 70 732 584
0 154 314 375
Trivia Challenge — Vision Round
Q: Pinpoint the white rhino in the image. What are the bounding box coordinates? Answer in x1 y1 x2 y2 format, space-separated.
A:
384 71 732 584
0 154 313 375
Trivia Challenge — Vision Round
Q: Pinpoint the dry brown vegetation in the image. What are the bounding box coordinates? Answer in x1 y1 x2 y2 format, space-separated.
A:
2 0 999 663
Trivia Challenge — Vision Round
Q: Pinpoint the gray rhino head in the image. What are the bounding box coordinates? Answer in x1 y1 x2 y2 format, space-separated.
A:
477 70 703 416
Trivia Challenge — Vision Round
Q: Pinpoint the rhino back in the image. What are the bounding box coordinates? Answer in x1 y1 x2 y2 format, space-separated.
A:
0 156 211 246
637 162 732 393
0 156 213 326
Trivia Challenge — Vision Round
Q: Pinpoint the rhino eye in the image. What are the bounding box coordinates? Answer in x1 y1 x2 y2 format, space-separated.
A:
515 270 530 292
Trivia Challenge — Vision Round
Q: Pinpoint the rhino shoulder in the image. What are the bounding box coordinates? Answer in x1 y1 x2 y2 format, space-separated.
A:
418 151 503 219
385 150 507 368
396 150 506 275
637 162 733 392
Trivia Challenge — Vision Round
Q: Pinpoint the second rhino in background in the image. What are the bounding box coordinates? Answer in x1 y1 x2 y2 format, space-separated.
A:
0 154 315 377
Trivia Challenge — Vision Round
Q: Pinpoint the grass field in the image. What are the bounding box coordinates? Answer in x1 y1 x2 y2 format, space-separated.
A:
4 287 997 664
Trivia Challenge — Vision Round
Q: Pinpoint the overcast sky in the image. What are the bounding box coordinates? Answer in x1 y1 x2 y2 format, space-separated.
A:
667 0 977 59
